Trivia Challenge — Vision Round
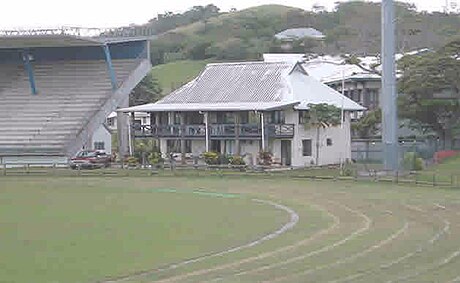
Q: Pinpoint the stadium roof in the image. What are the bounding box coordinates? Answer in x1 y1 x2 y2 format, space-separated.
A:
120 61 364 113
0 27 153 49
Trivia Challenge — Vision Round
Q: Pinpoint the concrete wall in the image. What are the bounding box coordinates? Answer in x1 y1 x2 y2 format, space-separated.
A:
90 125 112 154
287 109 352 167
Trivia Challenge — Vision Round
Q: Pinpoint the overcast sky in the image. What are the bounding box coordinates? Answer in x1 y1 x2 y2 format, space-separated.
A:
0 0 451 29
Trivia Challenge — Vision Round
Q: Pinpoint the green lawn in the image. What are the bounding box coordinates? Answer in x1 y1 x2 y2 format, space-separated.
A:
152 60 209 95
1 174 460 282
0 178 287 283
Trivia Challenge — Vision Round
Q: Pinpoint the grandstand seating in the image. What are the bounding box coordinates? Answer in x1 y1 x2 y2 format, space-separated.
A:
0 59 142 159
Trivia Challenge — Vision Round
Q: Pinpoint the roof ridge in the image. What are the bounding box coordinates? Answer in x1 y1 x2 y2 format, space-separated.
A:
206 61 293 67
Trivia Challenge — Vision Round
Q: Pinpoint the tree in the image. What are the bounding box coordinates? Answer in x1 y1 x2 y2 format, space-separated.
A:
398 38 460 149
352 109 382 138
308 104 342 165
352 109 382 160
130 73 163 106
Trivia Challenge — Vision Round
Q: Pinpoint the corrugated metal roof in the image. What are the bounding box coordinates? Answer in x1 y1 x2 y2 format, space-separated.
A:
121 61 365 113
158 62 295 104
275 28 326 40
120 101 301 113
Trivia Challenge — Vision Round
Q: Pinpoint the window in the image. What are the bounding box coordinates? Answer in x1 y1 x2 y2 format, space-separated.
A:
327 138 333 146
94 142 105 150
302 140 312 156
268 111 285 124
167 140 192 153
224 140 235 155
173 113 182 125
299 111 310 124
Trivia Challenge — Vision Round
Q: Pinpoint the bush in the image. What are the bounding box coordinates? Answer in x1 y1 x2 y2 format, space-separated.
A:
341 167 355 177
217 154 231 165
229 156 246 166
203 151 219 165
258 151 273 166
148 152 164 167
125 156 139 167
402 152 424 171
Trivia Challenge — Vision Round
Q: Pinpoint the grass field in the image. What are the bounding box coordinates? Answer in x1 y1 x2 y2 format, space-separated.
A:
1 173 460 282
152 60 208 95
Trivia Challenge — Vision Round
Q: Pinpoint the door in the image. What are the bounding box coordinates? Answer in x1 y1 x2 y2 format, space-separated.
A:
281 140 292 166
211 140 222 153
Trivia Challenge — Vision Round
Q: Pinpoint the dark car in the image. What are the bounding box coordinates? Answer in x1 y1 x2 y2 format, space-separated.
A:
69 150 111 169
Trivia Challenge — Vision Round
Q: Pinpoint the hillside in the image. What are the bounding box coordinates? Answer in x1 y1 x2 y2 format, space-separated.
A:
152 60 209 95
149 2 460 65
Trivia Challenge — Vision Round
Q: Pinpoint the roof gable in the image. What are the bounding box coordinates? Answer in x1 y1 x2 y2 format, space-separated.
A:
151 61 364 112
158 62 298 105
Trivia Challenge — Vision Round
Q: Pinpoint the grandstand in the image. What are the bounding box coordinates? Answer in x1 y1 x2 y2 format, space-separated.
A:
0 28 151 165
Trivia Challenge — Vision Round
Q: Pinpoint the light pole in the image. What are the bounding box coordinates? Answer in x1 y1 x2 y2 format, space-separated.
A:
381 0 399 172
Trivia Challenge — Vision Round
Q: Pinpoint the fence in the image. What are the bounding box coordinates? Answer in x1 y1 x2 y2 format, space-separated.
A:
0 162 458 189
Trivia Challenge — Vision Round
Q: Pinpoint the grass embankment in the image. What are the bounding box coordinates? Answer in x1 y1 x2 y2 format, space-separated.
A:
152 60 209 95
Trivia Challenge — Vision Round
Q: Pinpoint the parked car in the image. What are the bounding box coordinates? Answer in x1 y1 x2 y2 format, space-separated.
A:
69 150 111 169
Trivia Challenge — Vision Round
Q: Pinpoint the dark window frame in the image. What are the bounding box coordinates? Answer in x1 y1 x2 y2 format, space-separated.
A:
302 139 312 157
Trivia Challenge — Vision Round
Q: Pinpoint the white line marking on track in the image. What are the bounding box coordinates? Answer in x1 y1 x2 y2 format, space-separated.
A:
103 198 299 283
331 204 451 283
228 202 373 279
157 202 340 283
268 221 409 283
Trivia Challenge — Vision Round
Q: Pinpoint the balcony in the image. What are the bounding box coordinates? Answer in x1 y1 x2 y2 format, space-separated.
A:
133 124 294 139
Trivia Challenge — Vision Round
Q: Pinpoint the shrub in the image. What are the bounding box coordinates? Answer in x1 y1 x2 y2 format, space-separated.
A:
258 151 273 166
402 152 424 171
148 152 164 166
229 156 246 166
125 156 139 167
203 151 219 165
218 154 231 165
341 167 355 177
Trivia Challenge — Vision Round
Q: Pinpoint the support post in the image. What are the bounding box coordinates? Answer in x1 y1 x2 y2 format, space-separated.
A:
382 0 399 172
235 112 241 156
261 112 266 151
103 44 118 91
180 113 186 165
204 112 210 152
128 112 135 156
22 50 37 95
117 98 130 163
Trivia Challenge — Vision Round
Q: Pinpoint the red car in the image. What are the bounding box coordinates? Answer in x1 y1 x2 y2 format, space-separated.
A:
69 150 111 169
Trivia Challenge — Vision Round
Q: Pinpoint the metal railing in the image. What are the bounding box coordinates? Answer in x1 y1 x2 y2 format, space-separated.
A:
0 26 155 38
133 124 295 139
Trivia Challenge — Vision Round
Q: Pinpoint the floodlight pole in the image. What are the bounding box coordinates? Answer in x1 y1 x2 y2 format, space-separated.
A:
382 0 399 172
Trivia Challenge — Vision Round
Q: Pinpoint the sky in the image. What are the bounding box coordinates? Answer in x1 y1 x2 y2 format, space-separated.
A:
0 0 452 30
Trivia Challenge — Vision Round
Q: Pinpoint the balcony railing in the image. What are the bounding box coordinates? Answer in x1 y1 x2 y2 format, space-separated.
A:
133 124 294 139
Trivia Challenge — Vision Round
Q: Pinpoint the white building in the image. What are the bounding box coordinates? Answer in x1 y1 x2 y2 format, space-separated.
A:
119 62 364 167
89 124 112 154
106 111 150 132
264 54 382 115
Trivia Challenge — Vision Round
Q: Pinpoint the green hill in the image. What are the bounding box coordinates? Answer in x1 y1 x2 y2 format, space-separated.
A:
145 2 460 97
152 60 209 95
149 2 460 65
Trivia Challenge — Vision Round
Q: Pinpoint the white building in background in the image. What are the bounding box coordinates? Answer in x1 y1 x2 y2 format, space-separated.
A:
89 124 112 154
264 54 382 116
120 62 364 167
106 111 150 132
275 28 326 41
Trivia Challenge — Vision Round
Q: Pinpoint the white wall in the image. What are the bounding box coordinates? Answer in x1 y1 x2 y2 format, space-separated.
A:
156 109 352 168
91 125 112 154
287 109 352 167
